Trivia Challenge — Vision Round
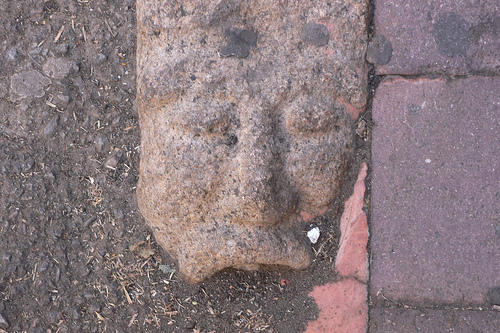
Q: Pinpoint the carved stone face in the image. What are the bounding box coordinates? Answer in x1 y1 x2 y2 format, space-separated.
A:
136 0 367 283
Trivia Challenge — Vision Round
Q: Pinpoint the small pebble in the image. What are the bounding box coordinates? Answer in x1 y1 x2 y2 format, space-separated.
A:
48 311 61 324
54 266 61 282
0 82 7 99
0 313 9 329
185 320 196 329
6 48 17 61
83 289 95 299
95 173 107 185
93 53 108 65
43 115 59 137
40 295 51 306
113 208 125 221
43 57 79 79
39 261 50 272
104 148 123 170
18 101 28 112
54 43 70 56
95 135 106 152
219 28 257 58
10 70 51 99
52 225 64 239
57 324 69 333
88 302 101 313
8 210 18 220
307 227 320 244
56 94 70 105
84 216 97 228
113 228 124 238
77 264 90 277
74 296 85 306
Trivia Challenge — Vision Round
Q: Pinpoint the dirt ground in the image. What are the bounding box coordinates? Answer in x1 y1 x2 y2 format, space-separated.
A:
0 1 371 332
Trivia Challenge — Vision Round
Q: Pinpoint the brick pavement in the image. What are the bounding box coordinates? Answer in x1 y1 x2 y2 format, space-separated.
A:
372 77 500 305
369 0 500 331
370 308 500 333
372 0 500 75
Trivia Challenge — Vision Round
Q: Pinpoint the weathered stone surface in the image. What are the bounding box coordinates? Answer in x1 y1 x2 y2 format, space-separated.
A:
136 0 368 283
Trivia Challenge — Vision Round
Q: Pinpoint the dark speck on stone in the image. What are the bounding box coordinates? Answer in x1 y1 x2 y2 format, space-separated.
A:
301 23 330 47
432 12 469 58
225 134 238 146
366 34 393 65
219 28 257 58
408 104 420 116
487 286 500 305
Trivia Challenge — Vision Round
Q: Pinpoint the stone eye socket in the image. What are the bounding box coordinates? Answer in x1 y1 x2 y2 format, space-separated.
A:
179 112 231 134
224 134 238 146
168 102 233 134
285 98 339 134
192 114 231 134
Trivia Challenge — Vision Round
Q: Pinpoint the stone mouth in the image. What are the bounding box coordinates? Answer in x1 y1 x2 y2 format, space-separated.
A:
167 221 313 284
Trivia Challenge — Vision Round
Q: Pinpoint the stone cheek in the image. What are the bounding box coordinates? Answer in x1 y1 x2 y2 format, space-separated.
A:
136 0 367 283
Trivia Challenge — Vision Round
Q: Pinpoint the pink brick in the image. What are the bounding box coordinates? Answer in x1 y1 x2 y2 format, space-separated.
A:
336 162 369 282
305 278 368 333
306 164 369 333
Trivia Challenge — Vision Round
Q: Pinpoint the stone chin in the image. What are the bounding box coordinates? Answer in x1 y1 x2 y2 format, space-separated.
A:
136 183 311 283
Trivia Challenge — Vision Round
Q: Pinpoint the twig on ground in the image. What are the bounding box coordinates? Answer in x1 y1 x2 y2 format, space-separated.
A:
54 25 65 43
122 283 133 304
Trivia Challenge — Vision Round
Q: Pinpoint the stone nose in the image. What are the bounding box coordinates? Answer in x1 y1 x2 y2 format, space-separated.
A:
235 122 297 226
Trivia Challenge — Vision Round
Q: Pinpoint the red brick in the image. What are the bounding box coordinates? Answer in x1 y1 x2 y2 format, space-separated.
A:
305 278 368 333
336 162 369 282
305 164 369 333
336 213 369 282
